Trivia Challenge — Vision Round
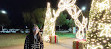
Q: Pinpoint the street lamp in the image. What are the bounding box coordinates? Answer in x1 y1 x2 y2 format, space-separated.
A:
1 10 7 14
81 6 86 11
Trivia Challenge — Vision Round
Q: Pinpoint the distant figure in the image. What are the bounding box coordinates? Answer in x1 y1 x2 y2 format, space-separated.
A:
24 24 44 49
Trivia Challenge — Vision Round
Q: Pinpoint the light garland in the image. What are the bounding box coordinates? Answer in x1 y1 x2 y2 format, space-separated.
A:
95 0 110 12
98 23 111 37
87 44 103 49
43 3 56 42
43 0 88 41
87 0 111 49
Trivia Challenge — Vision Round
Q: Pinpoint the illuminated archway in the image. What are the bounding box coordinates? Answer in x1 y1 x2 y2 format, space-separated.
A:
43 0 88 41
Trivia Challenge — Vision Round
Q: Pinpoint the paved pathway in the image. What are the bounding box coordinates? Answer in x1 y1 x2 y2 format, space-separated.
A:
0 44 24 49
44 38 74 49
0 38 74 49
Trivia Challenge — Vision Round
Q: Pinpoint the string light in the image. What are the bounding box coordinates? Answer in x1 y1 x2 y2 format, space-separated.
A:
95 0 110 12
87 45 103 49
43 0 88 41
87 0 111 49
43 3 55 41
98 23 111 37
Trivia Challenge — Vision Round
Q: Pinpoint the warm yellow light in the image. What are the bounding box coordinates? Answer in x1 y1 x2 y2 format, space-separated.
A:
43 35 50 42
43 2 56 41
87 45 103 49
87 0 111 48
97 43 100 45
95 0 110 12
57 0 88 39
103 40 107 43
91 39 95 41
108 42 111 46
43 0 88 41
98 23 111 37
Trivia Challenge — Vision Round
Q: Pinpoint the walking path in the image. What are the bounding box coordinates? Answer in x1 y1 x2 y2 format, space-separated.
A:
0 38 74 49
44 38 74 49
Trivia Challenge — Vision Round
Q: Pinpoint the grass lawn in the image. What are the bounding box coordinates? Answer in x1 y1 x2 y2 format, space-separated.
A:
56 32 76 40
0 33 27 48
0 32 76 47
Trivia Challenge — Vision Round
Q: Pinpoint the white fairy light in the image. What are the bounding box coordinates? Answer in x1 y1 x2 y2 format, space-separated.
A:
43 0 88 41
95 0 110 12
87 45 103 49
87 0 111 49
98 23 111 37
43 2 56 41
103 40 107 43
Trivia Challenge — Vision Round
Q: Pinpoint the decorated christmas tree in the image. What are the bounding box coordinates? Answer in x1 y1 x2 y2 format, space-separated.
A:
87 0 111 49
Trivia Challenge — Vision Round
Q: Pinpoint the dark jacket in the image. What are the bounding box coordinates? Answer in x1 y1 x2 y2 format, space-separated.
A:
24 33 44 49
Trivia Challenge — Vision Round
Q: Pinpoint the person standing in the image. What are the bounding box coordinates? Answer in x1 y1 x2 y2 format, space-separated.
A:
24 24 44 49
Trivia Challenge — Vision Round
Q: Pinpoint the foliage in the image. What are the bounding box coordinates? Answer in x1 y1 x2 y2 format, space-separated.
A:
0 13 10 25
66 19 75 28
23 8 46 28
23 8 76 29
32 8 46 28
55 32 76 39
56 13 67 26
56 12 75 29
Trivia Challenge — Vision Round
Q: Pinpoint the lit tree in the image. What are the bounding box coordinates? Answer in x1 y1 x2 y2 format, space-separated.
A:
87 0 111 49
43 3 57 41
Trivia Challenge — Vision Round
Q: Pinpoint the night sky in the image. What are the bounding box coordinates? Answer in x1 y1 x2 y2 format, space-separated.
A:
0 0 91 26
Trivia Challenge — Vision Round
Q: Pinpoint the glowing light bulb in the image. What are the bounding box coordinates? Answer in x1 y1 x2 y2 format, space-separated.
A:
103 40 107 43
43 0 88 41
1 10 7 14
87 45 103 49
